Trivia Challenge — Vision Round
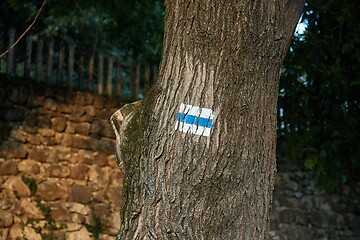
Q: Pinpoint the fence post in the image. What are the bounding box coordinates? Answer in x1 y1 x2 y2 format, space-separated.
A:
36 38 44 82
116 59 122 98
152 64 159 86
131 64 140 99
106 56 113 98
6 28 16 78
46 39 54 83
24 33 32 79
68 44 75 91
78 54 84 91
88 55 94 92
144 64 151 96
98 51 104 95
57 44 64 86
0 30 3 73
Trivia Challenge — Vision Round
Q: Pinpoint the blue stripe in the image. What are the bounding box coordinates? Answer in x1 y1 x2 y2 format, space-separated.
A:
177 113 212 128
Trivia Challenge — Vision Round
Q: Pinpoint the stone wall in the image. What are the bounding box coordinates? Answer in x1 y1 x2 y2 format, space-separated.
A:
0 80 359 240
271 164 360 240
0 80 123 240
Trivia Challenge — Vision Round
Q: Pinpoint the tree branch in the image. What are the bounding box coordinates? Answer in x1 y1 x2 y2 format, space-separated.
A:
281 0 306 62
0 0 47 58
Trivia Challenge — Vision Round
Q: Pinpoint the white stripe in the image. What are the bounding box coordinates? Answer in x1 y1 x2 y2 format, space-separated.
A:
199 108 213 119
184 104 200 116
177 122 210 136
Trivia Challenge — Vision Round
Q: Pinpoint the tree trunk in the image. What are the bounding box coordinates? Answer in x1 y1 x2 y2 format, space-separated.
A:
112 0 304 239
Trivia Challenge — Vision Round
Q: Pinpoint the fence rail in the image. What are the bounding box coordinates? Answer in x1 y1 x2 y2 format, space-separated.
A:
0 28 159 99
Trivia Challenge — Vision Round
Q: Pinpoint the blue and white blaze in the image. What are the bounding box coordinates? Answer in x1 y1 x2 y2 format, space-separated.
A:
175 103 214 137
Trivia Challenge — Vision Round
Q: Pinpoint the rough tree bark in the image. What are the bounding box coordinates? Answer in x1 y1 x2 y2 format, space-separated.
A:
111 0 304 239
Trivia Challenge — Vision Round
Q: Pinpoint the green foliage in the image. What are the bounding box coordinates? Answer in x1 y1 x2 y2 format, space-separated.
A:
35 195 57 232
84 211 104 240
22 176 65 240
279 0 360 191
0 0 37 28
108 1 165 63
22 175 37 196
1 0 164 64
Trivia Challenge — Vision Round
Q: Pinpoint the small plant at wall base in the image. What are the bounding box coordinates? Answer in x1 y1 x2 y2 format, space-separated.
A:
21 175 37 196
22 175 67 240
84 210 104 240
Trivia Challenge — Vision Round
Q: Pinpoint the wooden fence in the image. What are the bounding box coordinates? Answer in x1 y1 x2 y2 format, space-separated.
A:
0 28 159 99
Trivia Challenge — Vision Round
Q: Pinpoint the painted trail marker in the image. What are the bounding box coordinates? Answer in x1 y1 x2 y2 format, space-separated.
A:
175 103 214 137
